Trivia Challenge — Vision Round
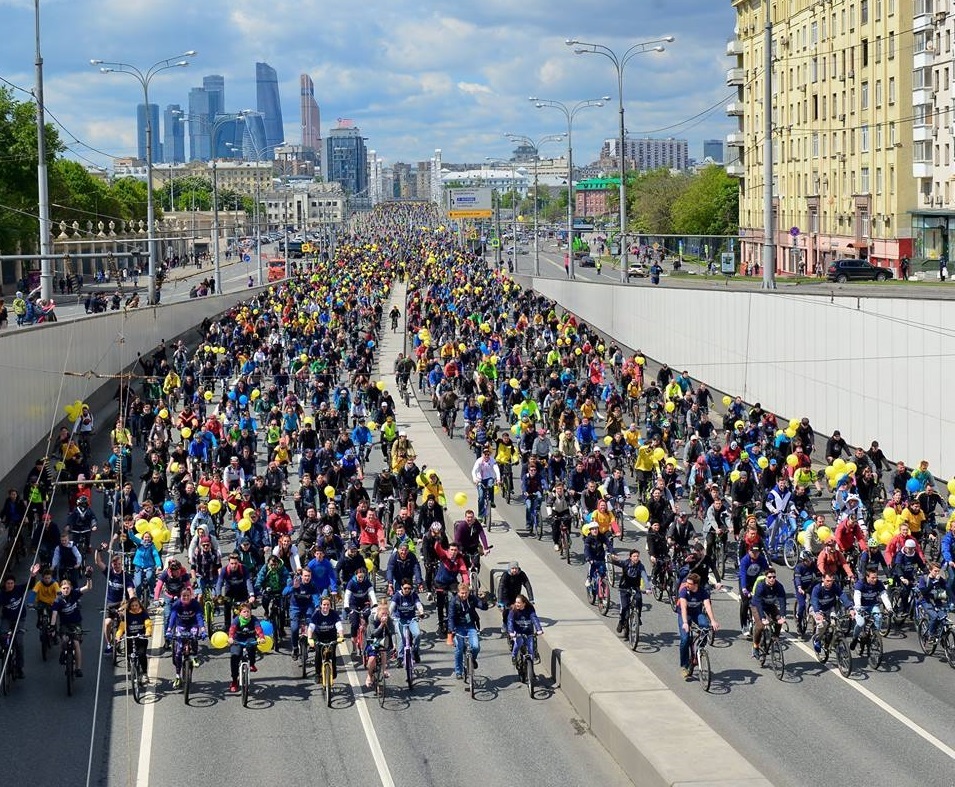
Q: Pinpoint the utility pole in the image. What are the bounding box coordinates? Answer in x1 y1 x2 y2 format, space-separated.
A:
762 1 777 289
34 0 53 302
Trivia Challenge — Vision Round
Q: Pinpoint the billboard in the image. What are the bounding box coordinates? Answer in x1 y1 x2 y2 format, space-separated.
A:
447 187 493 219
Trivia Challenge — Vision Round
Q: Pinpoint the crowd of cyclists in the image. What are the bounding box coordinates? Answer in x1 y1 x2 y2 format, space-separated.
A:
0 199 953 706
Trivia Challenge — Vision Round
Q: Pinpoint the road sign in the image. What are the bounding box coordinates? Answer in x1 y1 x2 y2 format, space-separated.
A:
242 254 251 263
790 226 800 237
490 238 500 248
467 229 478 240
720 252 736 275
447 188 493 219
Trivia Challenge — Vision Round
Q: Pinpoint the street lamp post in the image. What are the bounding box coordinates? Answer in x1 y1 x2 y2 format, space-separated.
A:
566 37 671 282
92 50 196 304
505 132 567 276
529 97 608 280
240 135 285 286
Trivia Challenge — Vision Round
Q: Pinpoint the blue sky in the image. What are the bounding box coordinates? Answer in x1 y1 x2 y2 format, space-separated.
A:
0 0 737 169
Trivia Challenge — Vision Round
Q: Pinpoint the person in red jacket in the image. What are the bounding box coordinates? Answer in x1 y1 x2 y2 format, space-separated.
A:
885 523 924 567
834 516 867 555
817 540 854 583
265 502 294 540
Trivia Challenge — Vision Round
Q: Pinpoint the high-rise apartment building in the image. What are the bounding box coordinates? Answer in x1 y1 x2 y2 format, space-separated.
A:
203 75 225 119
137 103 162 163
391 162 414 198
256 62 285 152
601 137 689 171
703 139 724 163
300 74 321 153
727 0 913 275
163 104 185 164
325 121 368 202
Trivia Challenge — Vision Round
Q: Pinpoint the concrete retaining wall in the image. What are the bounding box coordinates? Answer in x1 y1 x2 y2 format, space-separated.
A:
525 276 950 477
0 287 268 483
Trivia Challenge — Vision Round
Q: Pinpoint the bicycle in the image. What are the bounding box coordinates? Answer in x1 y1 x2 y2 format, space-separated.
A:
526 493 543 539
765 512 798 569
397 377 411 408
513 633 538 698
556 512 573 564
122 634 149 704
455 631 477 699
59 628 85 697
173 631 201 705
500 464 514 505
586 563 611 617
36 606 54 662
651 559 675 611
466 547 491 594
918 615 955 668
686 623 712 692
440 406 458 439
398 617 423 691
605 549 618 588
754 617 786 680
370 638 388 706
199 587 217 635
314 640 338 707
0 630 16 695
264 591 285 652
814 611 853 677
855 610 884 671
623 588 643 651
236 640 257 708
610 496 626 541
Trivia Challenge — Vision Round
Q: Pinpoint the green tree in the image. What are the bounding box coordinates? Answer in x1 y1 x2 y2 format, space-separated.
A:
628 168 691 235
671 165 739 236
108 177 150 222
49 159 122 228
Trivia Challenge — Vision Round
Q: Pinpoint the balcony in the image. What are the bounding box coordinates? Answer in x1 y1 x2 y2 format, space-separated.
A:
725 162 745 178
913 87 935 105
913 161 933 178
726 67 745 86
726 38 743 57
726 101 744 116
726 131 745 147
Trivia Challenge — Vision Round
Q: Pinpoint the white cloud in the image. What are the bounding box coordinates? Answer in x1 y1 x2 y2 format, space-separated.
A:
457 82 493 96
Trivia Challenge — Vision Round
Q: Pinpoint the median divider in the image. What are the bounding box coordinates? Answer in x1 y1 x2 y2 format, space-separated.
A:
379 283 770 787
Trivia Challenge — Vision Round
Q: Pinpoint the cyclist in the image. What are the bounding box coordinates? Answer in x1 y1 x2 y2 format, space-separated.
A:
891 538 927 614
215 552 256 628
51 530 83 587
389 580 425 663
166 584 208 689
941 520 955 604
285 567 322 658
793 550 821 627
305 543 339 597
763 477 794 551
809 573 854 653
750 569 787 659
453 510 490 574
494 431 519 496
306 595 344 678
364 599 394 689
385 541 423 596
521 463 547 534
850 566 891 650
916 562 949 642
66 496 97 556
666 511 696 557
545 481 576 554
115 597 152 686
496 561 535 633
448 583 488 680
343 565 377 641
506 594 543 665
154 558 192 649
738 544 769 636
227 601 266 693
856 537 888 579
471 446 500 521
255 555 291 622
608 549 651 637
818 539 855 584
676 572 719 680
0 568 38 680
583 524 613 594
95 545 135 653
50 571 94 678
701 496 731 563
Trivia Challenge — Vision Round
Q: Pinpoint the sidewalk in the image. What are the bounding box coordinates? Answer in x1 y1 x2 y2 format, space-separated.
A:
377 282 770 787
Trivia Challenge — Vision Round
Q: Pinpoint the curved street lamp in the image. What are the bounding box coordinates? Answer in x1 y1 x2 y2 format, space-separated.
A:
566 37 672 282
92 50 196 304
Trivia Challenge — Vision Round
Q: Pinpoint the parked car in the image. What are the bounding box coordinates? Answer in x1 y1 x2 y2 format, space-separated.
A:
826 258 893 282
577 256 595 268
627 262 648 278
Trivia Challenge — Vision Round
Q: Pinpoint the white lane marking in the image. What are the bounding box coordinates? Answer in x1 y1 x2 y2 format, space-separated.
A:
135 606 166 786
626 517 955 760
343 654 397 787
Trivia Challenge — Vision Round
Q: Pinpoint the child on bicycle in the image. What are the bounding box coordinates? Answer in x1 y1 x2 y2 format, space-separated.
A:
50 570 93 678
116 597 152 685
227 601 265 694
506 594 543 664
365 599 393 689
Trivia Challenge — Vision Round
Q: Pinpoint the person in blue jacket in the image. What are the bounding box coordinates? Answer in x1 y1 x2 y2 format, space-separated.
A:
737 543 769 635
940 521 955 607
809 573 853 653
506 594 543 663
750 569 787 658
305 543 339 597
389 580 425 662
284 566 322 657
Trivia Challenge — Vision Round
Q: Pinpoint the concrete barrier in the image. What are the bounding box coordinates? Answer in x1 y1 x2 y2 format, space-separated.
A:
523 275 952 478
0 286 270 484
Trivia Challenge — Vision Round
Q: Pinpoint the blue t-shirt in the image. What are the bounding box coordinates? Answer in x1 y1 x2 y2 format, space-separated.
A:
52 589 84 625
678 585 710 618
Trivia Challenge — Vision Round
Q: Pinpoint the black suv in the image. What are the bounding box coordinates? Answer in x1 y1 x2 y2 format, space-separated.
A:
826 258 893 283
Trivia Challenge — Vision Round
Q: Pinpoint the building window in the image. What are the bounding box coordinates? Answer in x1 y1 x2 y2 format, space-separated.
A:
861 166 870 193
875 124 883 149
811 21 818 46
861 0 869 23
914 0 933 15
860 125 869 152
888 32 895 59
914 140 932 162
875 79 883 107
888 77 895 103
860 210 870 238
875 36 882 62
861 81 869 109
876 167 883 194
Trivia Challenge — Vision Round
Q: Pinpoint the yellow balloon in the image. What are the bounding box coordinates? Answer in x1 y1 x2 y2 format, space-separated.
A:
367 421 378 430
197 485 209 497
237 518 252 532
149 517 164 530
634 505 650 524
210 631 229 649
376 381 386 391
364 558 376 574
730 470 741 483
757 456 769 469
207 499 222 514
722 395 732 406
54 461 65 472
833 458 847 473
324 485 336 499
509 378 519 389
948 479 955 495
789 419 799 431
250 389 261 401
664 401 675 413
797 531 808 547
635 356 645 366
949 495 955 508
784 427 796 439
204 390 214 401
453 492 468 507
652 447 665 462
181 427 192 440
882 507 896 523
169 462 180 474
878 529 893 545
817 526 832 542
135 519 150 535
786 454 798 468
158 409 169 420
845 461 857 474
257 635 274 653
603 435 613 446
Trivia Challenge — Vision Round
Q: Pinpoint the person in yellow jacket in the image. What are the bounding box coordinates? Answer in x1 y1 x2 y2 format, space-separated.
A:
634 442 657 498
390 431 416 473
381 416 398 462
590 498 620 538
416 468 446 507
162 369 182 404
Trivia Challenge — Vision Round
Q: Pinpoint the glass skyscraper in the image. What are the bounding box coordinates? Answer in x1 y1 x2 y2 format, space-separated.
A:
188 87 212 161
256 62 284 152
163 104 185 164
325 123 368 201
137 103 162 163
203 75 225 119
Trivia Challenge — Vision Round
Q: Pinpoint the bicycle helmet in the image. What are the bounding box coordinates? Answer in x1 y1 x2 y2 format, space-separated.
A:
321 525 333 536
867 537 880 549
799 549 813 561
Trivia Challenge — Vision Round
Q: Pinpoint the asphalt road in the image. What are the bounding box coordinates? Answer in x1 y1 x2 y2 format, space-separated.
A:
0 314 631 787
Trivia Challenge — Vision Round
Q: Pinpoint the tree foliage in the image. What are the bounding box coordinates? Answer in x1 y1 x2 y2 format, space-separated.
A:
670 164 739 236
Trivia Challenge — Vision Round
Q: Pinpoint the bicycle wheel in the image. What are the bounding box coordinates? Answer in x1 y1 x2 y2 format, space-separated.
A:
606 559 617 588
182 655 192 705
40 630 49 663
835 639 852 677
878 610 892 637
1 658 11 696
204 599 216 632
942 630 955 669
301 642 309 679
111 634 120 667
526 657 535 698
241 661 250 707
867 631 883 670
130 658 142 704
792 602 806 638
652 582 664 603
769 638 785 680
65 648 74 697
269 607 283 651
715 541 727 577
405 647 414 691
917 619 938 656
323 660 333 707
377 658 387 706
782 538 798 569
562 530 571 564
468 652 476 700
628 604 640 651
597 578 611 616
757 630 768 667
697 647 711 692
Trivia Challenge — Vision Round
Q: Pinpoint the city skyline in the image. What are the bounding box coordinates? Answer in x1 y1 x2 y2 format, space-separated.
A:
0 1 736 170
